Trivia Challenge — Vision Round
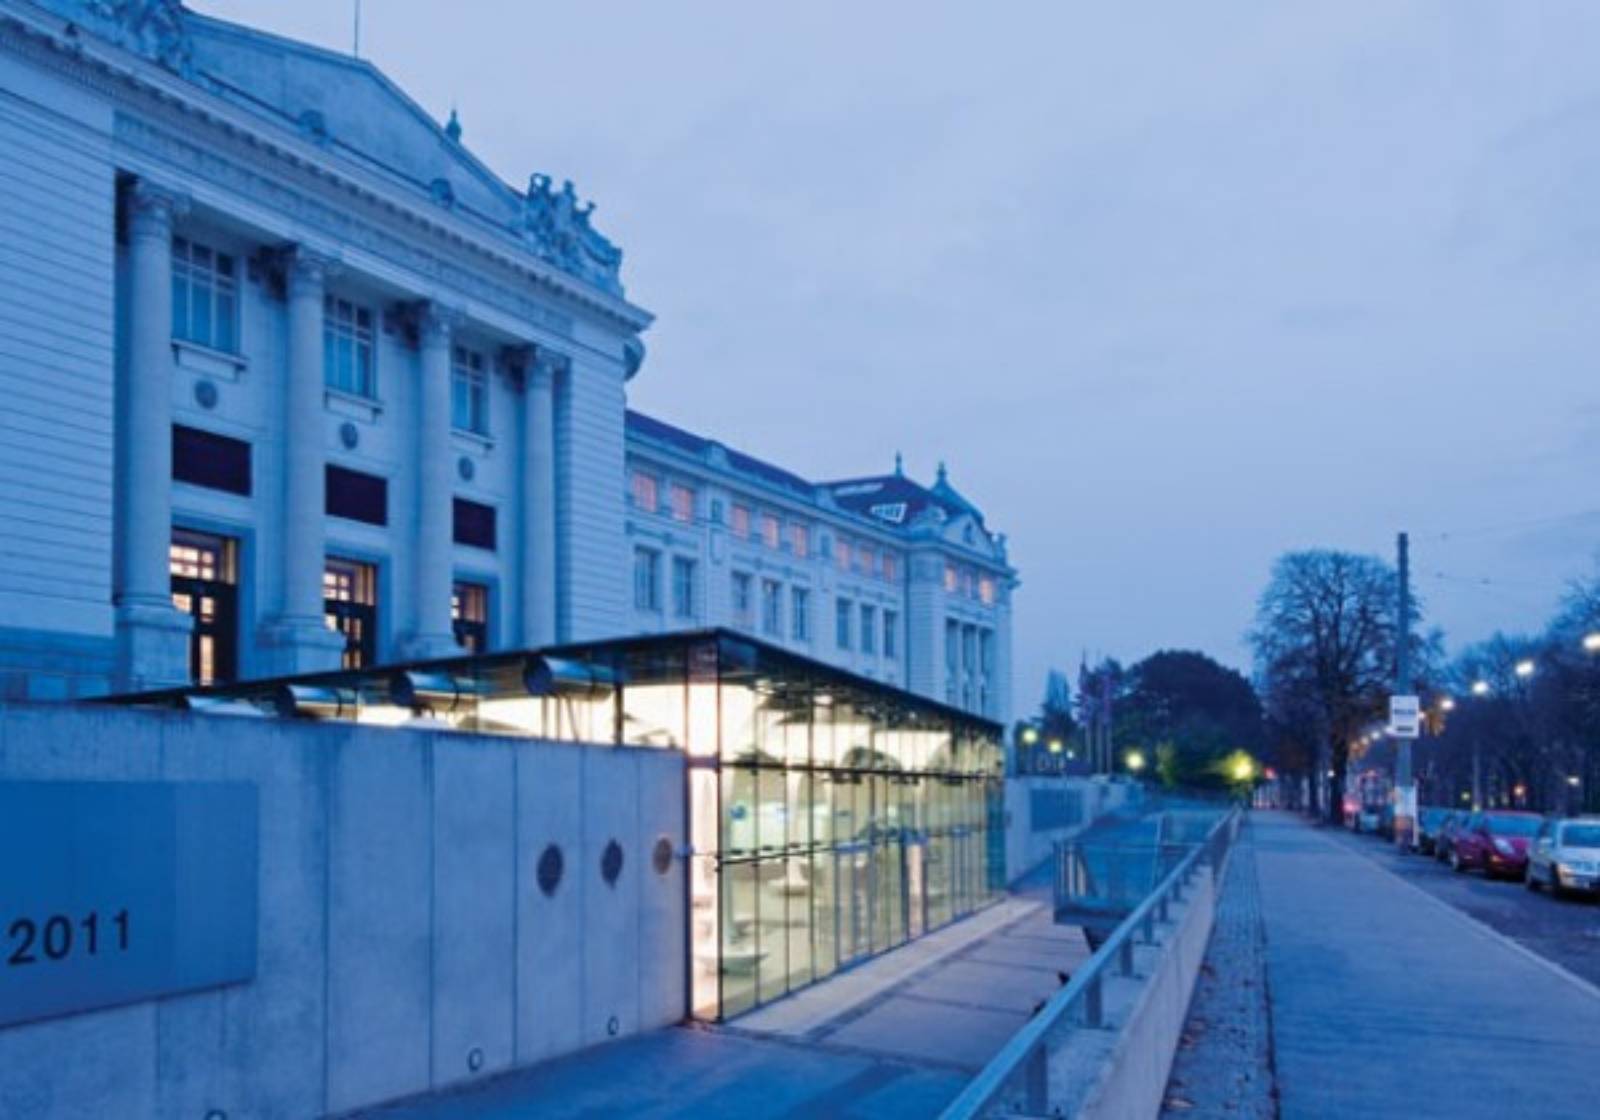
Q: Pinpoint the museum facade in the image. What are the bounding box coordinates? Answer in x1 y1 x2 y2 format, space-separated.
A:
0 0 1016 728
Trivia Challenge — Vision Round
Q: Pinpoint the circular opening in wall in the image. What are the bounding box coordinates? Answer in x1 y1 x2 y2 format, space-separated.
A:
607 1015 620 1037
536 843 564 897
652 836 673 876
194 379 219 410
457 455 475 482
339 421 360 450
204 1111 227 1120
467 1047 484 1072
601 839 624 886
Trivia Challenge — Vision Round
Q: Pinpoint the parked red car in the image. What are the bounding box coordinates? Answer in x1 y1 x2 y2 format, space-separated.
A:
1448 811 1543 878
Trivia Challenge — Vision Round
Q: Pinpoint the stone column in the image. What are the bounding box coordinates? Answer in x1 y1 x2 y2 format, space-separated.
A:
261 246 345 674
521 348 562 647
113 179 192 690
402 301 461 658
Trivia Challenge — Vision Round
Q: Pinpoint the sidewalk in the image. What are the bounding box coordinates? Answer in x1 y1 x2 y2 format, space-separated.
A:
1254 812 1600 1119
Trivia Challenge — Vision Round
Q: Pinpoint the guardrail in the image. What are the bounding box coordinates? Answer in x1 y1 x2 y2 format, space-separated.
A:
939 807 1242 1118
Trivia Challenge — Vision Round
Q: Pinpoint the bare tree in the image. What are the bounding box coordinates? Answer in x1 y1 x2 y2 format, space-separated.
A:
1251 551 1400 822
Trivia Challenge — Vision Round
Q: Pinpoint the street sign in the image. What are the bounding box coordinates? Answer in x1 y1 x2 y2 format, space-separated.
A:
1389 694 1421 738
0 781 258 1028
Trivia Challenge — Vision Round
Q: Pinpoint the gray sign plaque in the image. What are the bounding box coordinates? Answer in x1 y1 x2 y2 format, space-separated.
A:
1 781 258 1028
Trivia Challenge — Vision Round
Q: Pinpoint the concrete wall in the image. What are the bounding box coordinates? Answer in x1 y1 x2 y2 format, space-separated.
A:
0 703 686 1119
1005 776 1135 882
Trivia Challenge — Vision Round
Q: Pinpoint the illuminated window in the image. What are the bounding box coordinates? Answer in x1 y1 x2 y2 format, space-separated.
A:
452 581 489 652
324 557 378 669
856 545 873 575
881 553 898 582
789 523 810 557
631 471 659 513
835 538 851 570
760 513 780 549
170 528 238 685
731 504 751 539
451 346 488 435
171 237 238 353
669 483 696 524
323 295 375 398
979 576 997 606
944 563 958 593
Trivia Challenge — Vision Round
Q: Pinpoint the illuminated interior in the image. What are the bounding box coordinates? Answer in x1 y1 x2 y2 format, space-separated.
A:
105 629 1006 1021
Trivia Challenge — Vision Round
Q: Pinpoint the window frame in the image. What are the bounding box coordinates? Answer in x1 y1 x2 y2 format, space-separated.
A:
323 294 376 399
672 555 697 619
171 236 239 354
633 546 661 612
450 345 490 436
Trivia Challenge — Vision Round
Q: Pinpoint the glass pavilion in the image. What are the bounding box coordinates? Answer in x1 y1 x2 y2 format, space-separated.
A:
107 630 1006 1021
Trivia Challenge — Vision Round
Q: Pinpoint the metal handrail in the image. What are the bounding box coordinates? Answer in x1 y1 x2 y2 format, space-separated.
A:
939 807 1242 1119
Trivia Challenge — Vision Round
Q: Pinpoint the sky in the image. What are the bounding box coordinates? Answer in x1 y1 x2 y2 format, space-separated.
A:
194 0 1600 715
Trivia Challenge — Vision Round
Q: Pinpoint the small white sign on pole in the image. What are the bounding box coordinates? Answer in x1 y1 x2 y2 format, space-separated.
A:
1389 694 1420 739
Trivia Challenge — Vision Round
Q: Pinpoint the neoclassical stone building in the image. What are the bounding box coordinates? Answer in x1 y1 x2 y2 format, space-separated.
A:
0 0 1015 724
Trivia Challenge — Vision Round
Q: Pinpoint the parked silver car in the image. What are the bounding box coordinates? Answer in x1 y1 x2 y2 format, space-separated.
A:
1525 818 1600 897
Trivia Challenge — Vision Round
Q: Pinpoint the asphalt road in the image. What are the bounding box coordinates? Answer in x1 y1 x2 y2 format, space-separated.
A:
1323 823 1600 989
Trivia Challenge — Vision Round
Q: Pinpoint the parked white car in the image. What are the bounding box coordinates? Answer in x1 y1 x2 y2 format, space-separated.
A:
1525 818 1600 897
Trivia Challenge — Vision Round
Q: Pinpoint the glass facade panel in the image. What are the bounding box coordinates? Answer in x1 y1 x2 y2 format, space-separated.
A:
107 629 1002 1024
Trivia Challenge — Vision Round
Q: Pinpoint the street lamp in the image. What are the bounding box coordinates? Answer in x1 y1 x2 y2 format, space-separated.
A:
1047 738 1063 755
1514 658 1535 679
1584 632 1600 654
1125 749 1146 774
1021 727 1039 746
1471 680 1491 696
1439 697 1456 712
1231 756 1255 783
1568 775 1582 788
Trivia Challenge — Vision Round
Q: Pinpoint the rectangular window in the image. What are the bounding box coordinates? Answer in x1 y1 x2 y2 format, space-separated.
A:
172 425 251 496
731 504 751 539
732 571 753 621
672 556 696 619
882 553 898 582
836 598 852 650
791 587 810 641
944 563 959 593
669 483 695 524
856 545 873 576
631 470 659 513
325 465 387 526
835 538 851 571
945 619 960 670
451 346 488 435
760 579 782 636
171 237 238 353
760 513 780 550
979 576 997 606
963 624 977 670
789 523 810 557
452 581 489 653
452 498 497 551
963 569 977 599
324 557 378 669
861 605 877 655
884 610 898 659
633 547 660 611
170 528 238 685
323 295 375 398
980 628 994 673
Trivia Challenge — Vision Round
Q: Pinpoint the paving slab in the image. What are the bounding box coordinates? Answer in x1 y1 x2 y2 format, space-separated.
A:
1253 812 1600 1120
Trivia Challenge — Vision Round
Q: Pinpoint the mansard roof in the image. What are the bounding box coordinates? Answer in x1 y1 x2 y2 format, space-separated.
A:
28 0 627 298
626 411 1004 560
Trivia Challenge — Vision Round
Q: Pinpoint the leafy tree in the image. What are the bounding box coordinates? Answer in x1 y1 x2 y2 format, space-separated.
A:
1117 650 1264 789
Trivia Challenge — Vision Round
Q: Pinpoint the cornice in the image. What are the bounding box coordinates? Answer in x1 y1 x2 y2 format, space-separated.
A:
0 2 654 338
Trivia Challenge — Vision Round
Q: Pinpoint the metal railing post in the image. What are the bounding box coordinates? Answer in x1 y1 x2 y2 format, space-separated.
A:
1024 1043 1048 1112
1085 975 1103 1028
1118 935 1135 976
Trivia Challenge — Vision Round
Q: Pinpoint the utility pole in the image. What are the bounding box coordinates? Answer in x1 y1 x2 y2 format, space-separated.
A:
1394 532 1416 848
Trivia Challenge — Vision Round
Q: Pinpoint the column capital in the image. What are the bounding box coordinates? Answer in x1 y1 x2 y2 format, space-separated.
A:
528 345 570 389
124 178 190 241
415 300 464 349
281 245 339 300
